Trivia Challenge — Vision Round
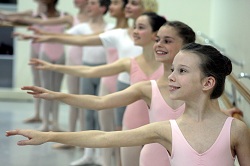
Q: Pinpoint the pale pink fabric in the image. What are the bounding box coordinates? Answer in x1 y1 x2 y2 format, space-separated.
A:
40 13 65 61
101 48 119 93
30 11 44 55
123 58 164 129
169 117 235 166
140 80 185 166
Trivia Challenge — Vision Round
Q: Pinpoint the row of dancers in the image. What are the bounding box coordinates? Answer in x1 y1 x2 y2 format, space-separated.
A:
1 0 249 166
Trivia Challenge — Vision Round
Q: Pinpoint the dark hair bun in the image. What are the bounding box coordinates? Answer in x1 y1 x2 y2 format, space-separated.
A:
223 55 232 76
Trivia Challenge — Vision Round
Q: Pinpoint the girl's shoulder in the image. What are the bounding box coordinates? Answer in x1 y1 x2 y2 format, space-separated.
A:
231 118 249 143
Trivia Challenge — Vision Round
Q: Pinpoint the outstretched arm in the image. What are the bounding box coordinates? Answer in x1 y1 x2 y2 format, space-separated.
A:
4 14 73 27
6 121 170 149
13 30 103 46
29 57 129 78
0 10 33 18
21 81 150 110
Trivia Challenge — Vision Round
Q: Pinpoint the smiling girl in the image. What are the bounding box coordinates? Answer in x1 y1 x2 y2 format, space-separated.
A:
7 43 250 166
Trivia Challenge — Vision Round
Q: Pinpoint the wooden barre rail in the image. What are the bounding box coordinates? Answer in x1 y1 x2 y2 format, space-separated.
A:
227 73 250 104
221 93 244 121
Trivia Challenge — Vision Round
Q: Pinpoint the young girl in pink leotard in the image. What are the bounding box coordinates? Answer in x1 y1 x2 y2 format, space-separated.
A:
37 0 67 132
27 12 166 166
23 19 243 166
8 43 250 166
26 4 46 123
3 0 68 131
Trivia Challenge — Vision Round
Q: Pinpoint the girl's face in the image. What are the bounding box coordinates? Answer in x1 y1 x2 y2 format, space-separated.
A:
153 26 184 63
133 15 155 46
109 0 125 18
87 0 103 17
74 0 88 8
125 0 144 19
168 51 203 101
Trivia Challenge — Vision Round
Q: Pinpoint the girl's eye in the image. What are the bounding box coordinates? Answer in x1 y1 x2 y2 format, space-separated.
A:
164 40 172 44
170 68 174 72
138 25 145 30
179 69 187 73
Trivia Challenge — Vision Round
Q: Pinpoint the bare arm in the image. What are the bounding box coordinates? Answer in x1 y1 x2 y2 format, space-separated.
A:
13 30 103 46
232 120 250 165
29 58 129 78
28 26 72 36
6 121 171 149
42 33 103 46
0 10 33 18
21 81 150 110
5 15 73 27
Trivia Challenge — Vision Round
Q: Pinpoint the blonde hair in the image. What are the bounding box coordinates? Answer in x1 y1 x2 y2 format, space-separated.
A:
141 0 158 13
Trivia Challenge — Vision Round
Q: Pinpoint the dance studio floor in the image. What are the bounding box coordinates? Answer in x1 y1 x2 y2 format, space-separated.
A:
0 100 97 166
0 100 240 166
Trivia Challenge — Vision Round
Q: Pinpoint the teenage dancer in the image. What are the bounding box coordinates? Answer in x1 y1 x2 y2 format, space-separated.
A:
28 12 166 166
25 20 243 166
27 0 68 132
7 43 250 166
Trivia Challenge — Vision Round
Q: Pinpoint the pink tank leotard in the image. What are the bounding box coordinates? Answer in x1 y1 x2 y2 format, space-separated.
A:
67 16 83 66
140 80 185 166
31 27 42 56
31 12 44 56
40 12 65 62
122 58 164 129
169 117 235 166
101 48 119 93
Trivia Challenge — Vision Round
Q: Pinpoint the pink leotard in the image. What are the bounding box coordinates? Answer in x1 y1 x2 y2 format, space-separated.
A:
31 24 42 56
31 11 44 56
40 12 65 62
122 58 164 129
140 80 185 166
101 48 119 93
169 117 235 166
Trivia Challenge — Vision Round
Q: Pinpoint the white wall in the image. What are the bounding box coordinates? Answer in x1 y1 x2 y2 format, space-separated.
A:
210 0 250 126
158 0 211 35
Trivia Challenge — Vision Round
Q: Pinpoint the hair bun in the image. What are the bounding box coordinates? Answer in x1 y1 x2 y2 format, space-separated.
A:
223 55 232 76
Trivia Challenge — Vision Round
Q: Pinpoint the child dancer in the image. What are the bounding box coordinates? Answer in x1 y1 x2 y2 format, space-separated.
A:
7 43 250 166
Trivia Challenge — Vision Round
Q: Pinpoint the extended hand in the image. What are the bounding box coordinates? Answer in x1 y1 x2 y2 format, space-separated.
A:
13 31 50 43
28 26 47 35
21 86 57 100
29 58 53 70
6 129 48 146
